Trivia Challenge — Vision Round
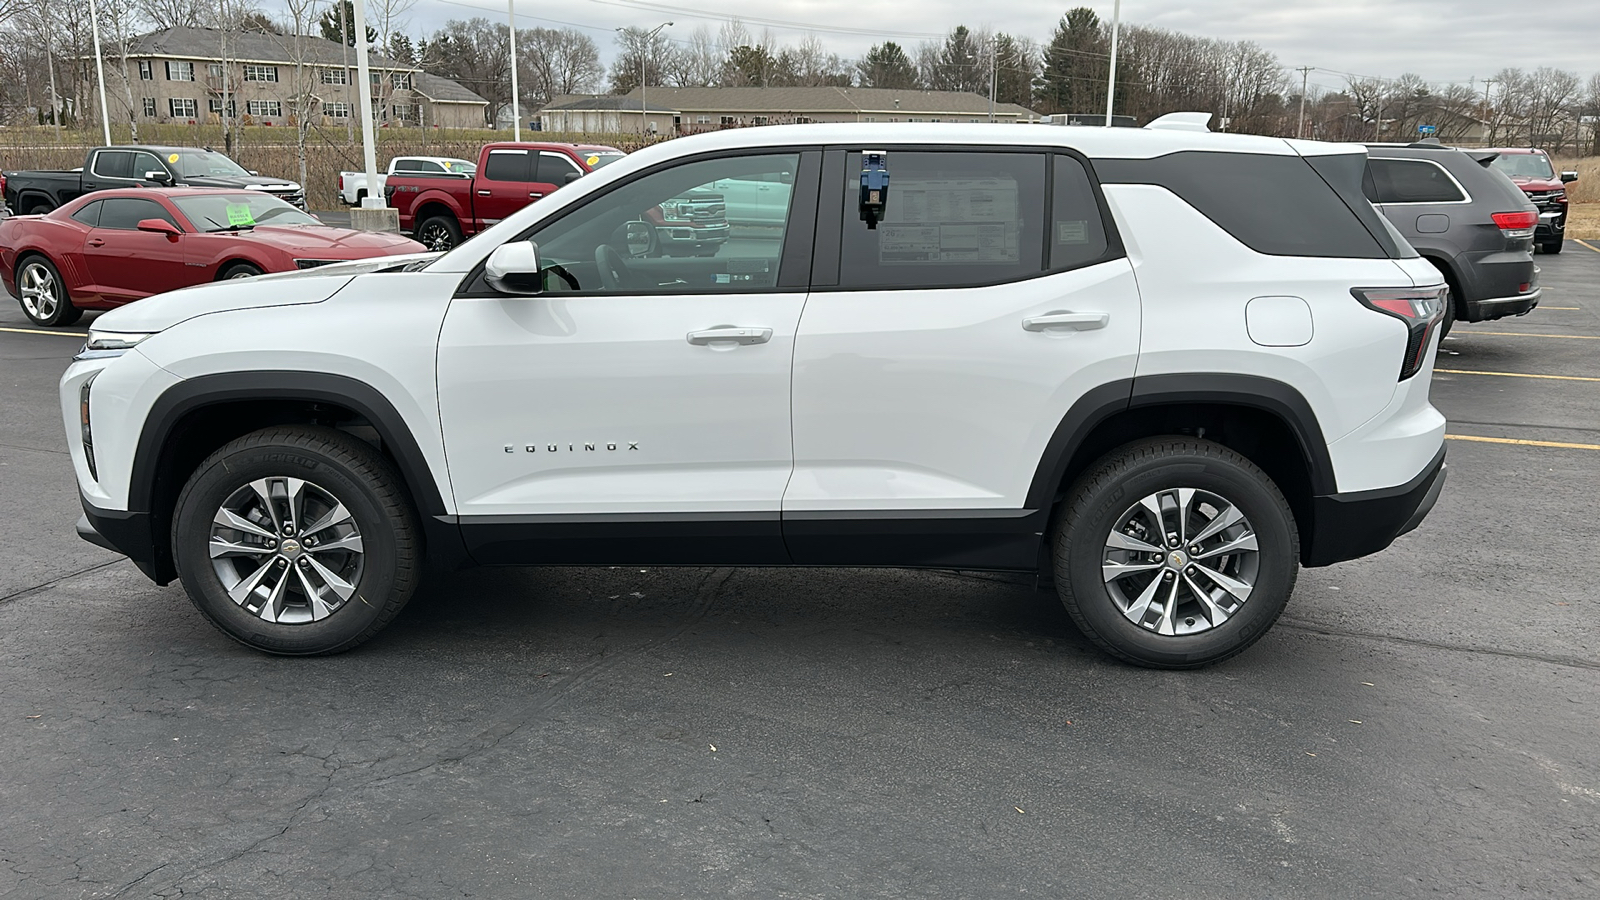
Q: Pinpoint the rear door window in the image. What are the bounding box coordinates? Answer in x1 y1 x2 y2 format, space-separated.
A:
92 151 134 179
836 151 1047 289
482 150 531 183
1368 158 1466 204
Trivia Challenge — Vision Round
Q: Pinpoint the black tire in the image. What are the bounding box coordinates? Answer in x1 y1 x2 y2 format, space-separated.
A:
219 262 262 280
1427 258 1459 340
355 189 367 204
171 426 421 655
415 214 462 251
14 254 81 326
1053 438 1299 669
26 200 53 215
1541 237 1563 254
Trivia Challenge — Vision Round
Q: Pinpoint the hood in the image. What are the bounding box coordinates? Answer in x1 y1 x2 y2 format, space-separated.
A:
244 224 425 254
181 174 301 192
89 252 440 334
1507 175 1563 192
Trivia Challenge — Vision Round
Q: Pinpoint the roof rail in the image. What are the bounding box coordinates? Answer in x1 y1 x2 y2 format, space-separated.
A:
1406 137 1443 148
1145 112 1212 133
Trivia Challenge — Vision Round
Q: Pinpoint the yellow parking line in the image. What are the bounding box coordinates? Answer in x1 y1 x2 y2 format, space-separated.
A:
1575 239 1600 254
1436 368 1600 383
1456 331 1600 340
1447 434 1600 451
0 326 88 338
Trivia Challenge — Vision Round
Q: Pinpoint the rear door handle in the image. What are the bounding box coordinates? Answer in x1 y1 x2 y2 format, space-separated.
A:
477 189 491 196
686 326 773 346
1022 310 1109 332
529 192 544 199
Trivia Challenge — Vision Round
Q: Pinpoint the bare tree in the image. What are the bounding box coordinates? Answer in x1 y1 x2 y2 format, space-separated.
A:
138 0 211 29
520 27 602 107
669 25 720 87
94 0 146 141
274 0 323 189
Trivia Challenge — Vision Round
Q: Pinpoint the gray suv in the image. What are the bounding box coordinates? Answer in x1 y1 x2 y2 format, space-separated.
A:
1363 142 1540 334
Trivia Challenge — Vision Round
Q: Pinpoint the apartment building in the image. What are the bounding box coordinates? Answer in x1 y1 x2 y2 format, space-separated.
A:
89 27 488 130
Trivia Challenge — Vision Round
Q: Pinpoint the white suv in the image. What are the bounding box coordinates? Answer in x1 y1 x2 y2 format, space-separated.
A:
63 119 1449 667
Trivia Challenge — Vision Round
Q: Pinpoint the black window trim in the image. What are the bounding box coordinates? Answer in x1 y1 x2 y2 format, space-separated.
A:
453 146 823 299
1366 156 1472 206
810 143 1127 294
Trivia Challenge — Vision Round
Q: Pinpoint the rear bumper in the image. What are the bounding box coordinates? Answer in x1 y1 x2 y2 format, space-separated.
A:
1464 286 1540 321
1303 446 1447 567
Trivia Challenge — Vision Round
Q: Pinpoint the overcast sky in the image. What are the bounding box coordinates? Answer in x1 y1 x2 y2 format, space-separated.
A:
298 0 1600 88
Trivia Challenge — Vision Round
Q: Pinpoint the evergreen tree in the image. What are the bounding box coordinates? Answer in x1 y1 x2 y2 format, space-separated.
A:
933 26 981 93
1037 7 1104 114
319 0 377 47
856 42 918 89
992 33 1036 108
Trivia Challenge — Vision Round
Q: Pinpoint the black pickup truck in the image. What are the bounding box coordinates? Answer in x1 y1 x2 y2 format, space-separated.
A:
2 145 305 215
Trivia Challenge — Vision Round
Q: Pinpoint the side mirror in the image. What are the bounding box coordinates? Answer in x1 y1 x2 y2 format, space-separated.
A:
1561 171 1578 183
564 171 583 185
779 170 794 185
624 220 654 257
248 170 260 176
136 217 181 238
143 170 173 185
484 240 543 295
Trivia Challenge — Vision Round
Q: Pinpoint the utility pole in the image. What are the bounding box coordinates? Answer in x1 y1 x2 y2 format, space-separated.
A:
1295 66 1313 139
89 0 112 145
508 0 521 140
43 0 62 144
988 33 997 122
1103 0 1121 127
219 0 232 153
1482 78 1497 144
620 23 671 140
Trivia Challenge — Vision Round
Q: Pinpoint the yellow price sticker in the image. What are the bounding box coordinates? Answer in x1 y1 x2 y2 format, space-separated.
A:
168 153 180 163
586 155 599 166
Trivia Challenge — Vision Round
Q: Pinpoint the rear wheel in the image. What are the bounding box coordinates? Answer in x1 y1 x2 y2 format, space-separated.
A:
26 200 53 215
171 426 421 655
1053 438 1298 669
1427 258 1460 339
15 255 81 326
416 214 462 251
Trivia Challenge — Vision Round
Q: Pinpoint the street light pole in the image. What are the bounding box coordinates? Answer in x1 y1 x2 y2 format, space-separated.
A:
351 0 382 209
1103 0 1121 127
620 23 671 140
88 0 112 145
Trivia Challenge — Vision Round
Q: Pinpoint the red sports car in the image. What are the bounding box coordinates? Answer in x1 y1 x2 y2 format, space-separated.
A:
1 187 424 326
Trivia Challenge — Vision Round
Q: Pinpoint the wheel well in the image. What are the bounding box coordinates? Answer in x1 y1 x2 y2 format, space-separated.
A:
144 399 395 582
1418 253 1463 313
415 202 456 226
19 192 54 213
1050 402 1317 561
213 259 261 280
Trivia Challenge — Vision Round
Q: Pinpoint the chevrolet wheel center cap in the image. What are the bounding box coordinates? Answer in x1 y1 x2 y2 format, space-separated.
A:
280 538 302 558
1169 550 1187 568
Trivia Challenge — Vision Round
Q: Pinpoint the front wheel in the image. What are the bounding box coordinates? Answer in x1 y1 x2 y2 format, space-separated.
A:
1053 438 1299 668
415 215 462 251
220 262 262 280
1541 237 1563 254
171 426 421 655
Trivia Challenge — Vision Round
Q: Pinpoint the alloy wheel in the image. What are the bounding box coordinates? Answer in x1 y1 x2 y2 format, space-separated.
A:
19 262 58 321
1100 487 1260 636
418 223 453 251
208 476 365 624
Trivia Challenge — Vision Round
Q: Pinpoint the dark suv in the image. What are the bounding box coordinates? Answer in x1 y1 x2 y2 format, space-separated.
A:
1486 147 1578 254
1364 142 1540 334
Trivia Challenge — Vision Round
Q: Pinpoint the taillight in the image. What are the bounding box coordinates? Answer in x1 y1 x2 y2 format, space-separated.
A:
338 174 344 190
1491 210 1538 239
1352 285 1449 381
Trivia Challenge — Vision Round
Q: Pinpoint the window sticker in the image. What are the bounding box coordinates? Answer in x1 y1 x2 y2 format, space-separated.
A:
1057 220 1089 244
586 155 600 166
877 176 1021 264
225 203 256 227
168 153 180 163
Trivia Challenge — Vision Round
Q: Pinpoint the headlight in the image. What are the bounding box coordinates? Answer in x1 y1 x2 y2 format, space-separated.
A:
294 258 340 269
76 330 155 360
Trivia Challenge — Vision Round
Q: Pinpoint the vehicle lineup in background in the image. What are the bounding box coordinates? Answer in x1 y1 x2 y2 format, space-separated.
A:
65 119 1450 668
384 141 625 250
1364 140 1543 336
338 156 476 206
1485 147 1578 254
2 188 423 326
2 146 306 214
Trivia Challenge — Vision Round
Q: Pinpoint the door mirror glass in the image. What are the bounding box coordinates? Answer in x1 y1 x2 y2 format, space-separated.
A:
136 217 181 236
779 170 794 185
1562 171 1579 183
623 220 654 256
143 170 172 185
485 240 544 295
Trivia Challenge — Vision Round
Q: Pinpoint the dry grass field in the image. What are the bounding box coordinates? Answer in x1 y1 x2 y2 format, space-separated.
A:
1550 158 1599 240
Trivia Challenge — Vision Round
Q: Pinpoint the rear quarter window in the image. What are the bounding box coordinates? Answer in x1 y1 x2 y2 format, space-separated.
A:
1368 159 1466 203
1097 151 1387 259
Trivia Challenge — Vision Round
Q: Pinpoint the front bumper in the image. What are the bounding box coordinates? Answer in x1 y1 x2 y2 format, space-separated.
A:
77 497 171 584
1303 445 1447 567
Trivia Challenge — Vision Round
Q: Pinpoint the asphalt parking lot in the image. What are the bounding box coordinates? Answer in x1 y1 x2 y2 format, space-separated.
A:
2 249 1598 898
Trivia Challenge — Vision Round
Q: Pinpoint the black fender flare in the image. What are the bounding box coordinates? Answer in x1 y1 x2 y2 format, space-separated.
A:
130 370 449 517
1024 373 1338 510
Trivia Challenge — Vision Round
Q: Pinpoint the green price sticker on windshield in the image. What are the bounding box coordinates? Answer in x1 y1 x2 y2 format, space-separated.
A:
225 203 256 227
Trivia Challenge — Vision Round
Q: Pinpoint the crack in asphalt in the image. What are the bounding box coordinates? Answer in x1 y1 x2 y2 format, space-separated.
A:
0 558 125 607
0 441 69 456
1277 619 1600 671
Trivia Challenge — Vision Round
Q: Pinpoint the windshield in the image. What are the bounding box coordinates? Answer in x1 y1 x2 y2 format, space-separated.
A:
171 192 321 232
1491 153 1554 179
171 149 252 178
586 152 625 169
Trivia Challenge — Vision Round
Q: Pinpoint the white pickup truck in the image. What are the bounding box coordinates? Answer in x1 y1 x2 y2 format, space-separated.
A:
337 156 475 205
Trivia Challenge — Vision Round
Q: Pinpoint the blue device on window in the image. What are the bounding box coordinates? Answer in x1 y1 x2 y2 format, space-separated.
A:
859 150 889 229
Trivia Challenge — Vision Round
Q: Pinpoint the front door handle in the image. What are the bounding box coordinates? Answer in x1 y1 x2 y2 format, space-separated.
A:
88 238 106 247
686 326 773 346
529 192 544 200
476 189 492 196
1022 310 1109 332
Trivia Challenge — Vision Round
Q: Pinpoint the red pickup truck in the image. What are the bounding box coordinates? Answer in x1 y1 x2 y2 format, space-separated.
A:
384 142 620 250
